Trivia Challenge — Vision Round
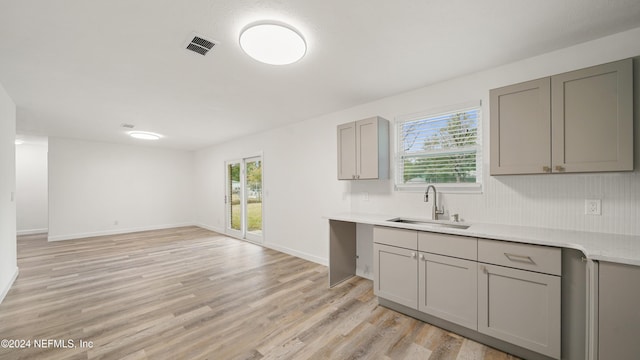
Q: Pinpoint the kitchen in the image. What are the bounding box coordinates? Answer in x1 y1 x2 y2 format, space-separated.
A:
1 1 640 359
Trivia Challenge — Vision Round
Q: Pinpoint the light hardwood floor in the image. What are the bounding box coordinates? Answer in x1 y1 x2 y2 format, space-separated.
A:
0 227 520 360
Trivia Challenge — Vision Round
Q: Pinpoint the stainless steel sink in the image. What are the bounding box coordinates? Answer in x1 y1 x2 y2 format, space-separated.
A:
386 217 470 230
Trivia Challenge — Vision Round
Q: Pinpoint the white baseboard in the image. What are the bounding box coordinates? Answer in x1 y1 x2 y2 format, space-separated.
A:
263 242 327 266
47 222 196 242
195 223 328 266
0 267 19 304
195 223 225 234
17 228 48 236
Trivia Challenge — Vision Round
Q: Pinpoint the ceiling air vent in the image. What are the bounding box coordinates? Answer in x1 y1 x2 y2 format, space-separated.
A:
185 34 216 56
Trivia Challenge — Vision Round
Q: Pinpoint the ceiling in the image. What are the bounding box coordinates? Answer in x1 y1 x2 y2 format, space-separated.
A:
1 0 640 150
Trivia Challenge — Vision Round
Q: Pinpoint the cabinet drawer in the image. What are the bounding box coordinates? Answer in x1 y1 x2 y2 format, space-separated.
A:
374 226 417 250
478 239 561 276
418 232 477 260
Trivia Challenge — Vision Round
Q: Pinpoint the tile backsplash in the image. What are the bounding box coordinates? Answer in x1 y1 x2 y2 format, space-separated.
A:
350 171 640 236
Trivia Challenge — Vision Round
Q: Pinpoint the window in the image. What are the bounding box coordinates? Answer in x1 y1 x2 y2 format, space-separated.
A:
396 104 481 192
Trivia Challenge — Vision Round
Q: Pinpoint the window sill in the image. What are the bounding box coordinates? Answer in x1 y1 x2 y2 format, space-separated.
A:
394 183 482 194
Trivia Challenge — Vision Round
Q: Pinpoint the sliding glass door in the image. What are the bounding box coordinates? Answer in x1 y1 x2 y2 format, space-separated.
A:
225 156 263 243
244 157 262 241
226 161 242 237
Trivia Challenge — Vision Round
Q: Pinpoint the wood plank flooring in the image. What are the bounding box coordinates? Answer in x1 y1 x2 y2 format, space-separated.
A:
0 227 520 360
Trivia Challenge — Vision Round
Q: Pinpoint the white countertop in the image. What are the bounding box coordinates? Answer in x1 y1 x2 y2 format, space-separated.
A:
326 212 640 266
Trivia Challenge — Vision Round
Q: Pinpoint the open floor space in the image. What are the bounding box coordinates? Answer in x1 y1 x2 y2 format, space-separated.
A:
0 227 519 360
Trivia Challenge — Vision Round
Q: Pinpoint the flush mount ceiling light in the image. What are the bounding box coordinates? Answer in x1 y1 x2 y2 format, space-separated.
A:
128 131 162 140
239 22 306 65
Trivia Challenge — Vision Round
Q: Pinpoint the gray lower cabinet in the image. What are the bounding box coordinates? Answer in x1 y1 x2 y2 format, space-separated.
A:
373 243 417 309
598 261 640 360
374 227 562 359
477 239 562 359
478 263 561 359
419 252 477 330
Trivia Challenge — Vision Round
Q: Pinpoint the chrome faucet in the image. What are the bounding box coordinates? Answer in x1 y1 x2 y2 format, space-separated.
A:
424 185 445 220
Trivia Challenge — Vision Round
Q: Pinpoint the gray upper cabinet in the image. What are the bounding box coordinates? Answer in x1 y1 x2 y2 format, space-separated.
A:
490 78 551 175
337 116 389 180
551 60 633 173
337 122 357 180
490 58 633 175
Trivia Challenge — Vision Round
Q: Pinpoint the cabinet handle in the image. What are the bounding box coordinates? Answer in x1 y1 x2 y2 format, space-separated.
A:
481 265 488 274
504 253 535 264
357 175 360 179
542 166 551 173
419 254 425 261
410 252 416 259
555 165 565 172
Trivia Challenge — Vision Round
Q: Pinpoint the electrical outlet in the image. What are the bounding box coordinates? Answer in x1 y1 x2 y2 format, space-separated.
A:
585 199 601 215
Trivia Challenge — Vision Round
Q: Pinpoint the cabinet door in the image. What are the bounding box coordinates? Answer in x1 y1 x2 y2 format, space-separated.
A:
337 122 356 179
598 262 640 360
373 243 418 309
551 58 633 173
355 117 379 179
419 253 477 329
490 78 551 175
478 263 561 359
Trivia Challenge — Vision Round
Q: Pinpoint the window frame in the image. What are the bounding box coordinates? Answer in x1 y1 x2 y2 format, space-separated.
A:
394 102 483 194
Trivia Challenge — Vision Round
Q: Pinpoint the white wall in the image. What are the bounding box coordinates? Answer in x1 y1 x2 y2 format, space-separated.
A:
348 28 640 236
48 137 195 241
0 82 18 303
16 140 48 234
194 117 351 264
194 26 640 269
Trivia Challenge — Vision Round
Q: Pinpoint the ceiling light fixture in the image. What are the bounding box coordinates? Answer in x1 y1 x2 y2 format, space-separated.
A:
14 139 24 145
128 131 162 140
239 22 306 65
